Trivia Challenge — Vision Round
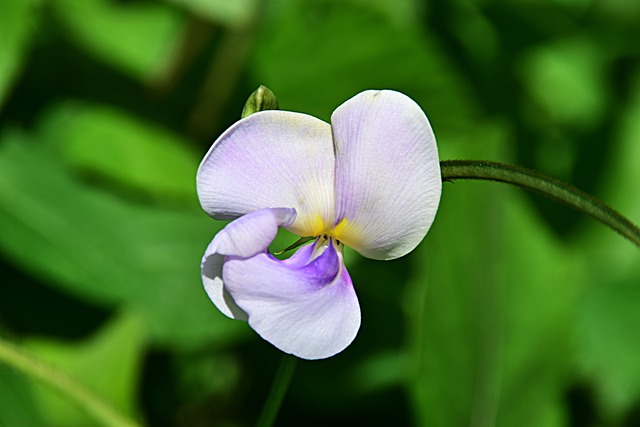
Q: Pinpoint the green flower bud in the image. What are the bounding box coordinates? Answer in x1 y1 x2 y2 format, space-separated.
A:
241 85 279 119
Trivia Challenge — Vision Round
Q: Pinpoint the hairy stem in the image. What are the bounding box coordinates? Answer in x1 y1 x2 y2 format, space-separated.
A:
440 160 640 247
0 337 141 427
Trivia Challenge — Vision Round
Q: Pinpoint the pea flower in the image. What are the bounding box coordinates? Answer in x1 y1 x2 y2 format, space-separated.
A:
197 90 441 359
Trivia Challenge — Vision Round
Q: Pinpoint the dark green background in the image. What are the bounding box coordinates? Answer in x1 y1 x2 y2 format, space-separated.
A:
1 0 639 425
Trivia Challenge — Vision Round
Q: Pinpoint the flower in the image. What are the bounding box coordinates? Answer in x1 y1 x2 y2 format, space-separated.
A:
197 90 441 359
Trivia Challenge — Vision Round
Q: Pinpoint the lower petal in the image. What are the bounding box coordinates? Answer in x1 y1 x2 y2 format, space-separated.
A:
210 207 296 258
223 241 361 360
201 207 296 320
201 244 248 320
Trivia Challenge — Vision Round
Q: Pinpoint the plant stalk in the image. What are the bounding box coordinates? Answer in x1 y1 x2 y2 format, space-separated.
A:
440 160 640 247
256 355 298 427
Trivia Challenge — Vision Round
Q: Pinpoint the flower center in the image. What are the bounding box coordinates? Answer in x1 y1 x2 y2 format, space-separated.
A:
289 213 360 250
310 234 344 262
306 215 350 240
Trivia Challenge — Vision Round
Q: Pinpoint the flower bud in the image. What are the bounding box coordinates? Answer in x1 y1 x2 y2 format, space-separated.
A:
241 85 279 118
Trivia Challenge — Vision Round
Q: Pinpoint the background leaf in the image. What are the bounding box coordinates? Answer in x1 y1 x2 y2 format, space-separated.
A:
38 102 200 201
574 73 640 423
0 132 244 349
0 0 42 110
161 0 258 27
0 0 639 424
0 363 45 426
24 311 145 426
251 0 479 135
405 126 583 427
50 0 185 80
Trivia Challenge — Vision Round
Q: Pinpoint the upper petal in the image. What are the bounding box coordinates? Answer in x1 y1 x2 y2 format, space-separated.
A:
196 111 335 236
330 90 441 260
201 207 295 319
223 241 361 360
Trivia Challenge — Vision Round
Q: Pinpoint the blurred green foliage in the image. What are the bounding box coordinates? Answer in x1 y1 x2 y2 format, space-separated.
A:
0 0 639 426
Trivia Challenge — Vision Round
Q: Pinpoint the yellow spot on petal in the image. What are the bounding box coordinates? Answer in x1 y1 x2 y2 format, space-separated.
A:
329 218 362 249
330 218 349 240
287 214 360 249
288 213 329 237
310 214 327 236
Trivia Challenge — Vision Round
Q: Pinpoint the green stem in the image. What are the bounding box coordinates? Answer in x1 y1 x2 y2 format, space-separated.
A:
0 337 141 427
440 160 640 247
256 355 298 427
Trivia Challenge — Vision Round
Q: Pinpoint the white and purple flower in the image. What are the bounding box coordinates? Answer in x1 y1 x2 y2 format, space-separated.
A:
197 90 441 359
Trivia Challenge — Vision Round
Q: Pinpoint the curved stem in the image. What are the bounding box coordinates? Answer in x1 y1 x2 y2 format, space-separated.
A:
256 355 298 427
440 160 640 248
0 337 141 427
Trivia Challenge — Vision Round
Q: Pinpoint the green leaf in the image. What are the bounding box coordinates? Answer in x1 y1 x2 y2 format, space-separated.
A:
577 279 640 419
349 0 419 26
251 0 479 137
518 38 607 127
0 0 42 110
162 0 258 27
38 102 200 201
23 312 145 426
51 0 184 80
574 72 640 421
0 132 245 349
405 127 583 427
347 350 408 394
0 364 45 426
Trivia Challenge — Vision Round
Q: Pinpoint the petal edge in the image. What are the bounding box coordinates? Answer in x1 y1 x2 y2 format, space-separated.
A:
223 242 360 359
201 207 296 320
196 111 336 235
331 90 441 260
